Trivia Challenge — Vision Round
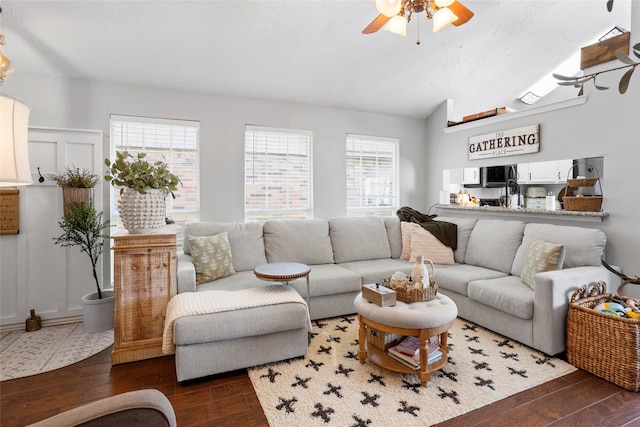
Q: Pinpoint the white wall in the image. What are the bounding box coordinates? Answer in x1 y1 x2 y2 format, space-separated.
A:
0 74 428 325
424 5 640 297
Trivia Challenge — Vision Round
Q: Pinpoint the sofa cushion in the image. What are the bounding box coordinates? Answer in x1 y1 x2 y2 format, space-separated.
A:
468 276 534 320
435 264 508 296
383 216 403 259
329 217 391 263
183 222 267 272
511 223 606 276
409 224 455 265
196 270 267 292
188 233 235 284
264 219 334 265
286 264 362 299
339 258 412 285
433 216 477 263
520 239 565 289
464 219 525 274
174 302 309 345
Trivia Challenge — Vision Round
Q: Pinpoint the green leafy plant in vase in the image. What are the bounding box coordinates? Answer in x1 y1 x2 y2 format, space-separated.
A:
104 150 181 233
53 202 110 299
47 166 100 217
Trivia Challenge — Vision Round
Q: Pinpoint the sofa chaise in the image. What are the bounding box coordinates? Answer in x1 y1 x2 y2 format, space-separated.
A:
171 215 618 381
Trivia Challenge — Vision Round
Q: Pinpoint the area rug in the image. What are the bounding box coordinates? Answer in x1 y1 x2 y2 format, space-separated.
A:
249 315 576 426
0 323 113 381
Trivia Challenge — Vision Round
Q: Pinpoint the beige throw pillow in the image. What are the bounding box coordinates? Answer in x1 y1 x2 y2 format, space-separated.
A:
188 232 235 285
520 238 565 289
400 221 413 260
409 224 455 265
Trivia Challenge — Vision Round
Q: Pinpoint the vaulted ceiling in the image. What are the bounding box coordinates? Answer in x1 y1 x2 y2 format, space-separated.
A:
0 1 632 120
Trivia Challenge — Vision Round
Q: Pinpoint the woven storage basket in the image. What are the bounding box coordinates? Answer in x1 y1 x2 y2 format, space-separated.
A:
366 327 401 351
386 280 438 303
562 196 603 212
563 161 603 212
566 281 640 391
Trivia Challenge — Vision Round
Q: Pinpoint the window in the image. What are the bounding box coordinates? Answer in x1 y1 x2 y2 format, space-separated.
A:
244 125 312 221
109 115 199 243
346 134 399 217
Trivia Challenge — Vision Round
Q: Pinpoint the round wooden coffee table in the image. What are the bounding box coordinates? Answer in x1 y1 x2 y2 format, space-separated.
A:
254 262 311 308
353 292 457 386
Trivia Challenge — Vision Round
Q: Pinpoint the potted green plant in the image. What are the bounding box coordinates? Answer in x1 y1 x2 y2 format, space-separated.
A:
47 166 100 217
104 150 180 234
53 201 113 333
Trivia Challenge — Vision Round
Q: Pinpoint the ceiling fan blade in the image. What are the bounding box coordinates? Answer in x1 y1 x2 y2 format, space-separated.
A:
449 1 474 26
362 14 392 34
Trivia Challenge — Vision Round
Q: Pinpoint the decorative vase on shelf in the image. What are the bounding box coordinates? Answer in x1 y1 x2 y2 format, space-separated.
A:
118 188 166 234
412 256 435 289
62 187 92 217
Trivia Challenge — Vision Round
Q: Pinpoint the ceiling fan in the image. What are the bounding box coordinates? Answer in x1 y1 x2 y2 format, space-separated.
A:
363 0 474 37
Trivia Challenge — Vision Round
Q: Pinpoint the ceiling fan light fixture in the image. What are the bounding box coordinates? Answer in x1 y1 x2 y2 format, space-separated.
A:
0 34 15 84
434 0 455 7
375 0 402 17
384 15 407 36
432 7 458 32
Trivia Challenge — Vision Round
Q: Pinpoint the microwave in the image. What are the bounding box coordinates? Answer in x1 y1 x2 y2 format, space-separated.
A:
483 165 516 188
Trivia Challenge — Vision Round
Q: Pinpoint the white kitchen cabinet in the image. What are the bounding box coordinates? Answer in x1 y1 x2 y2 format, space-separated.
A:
521 160 574 184
517 163 529 184
462 167 481 185
556 159 574 182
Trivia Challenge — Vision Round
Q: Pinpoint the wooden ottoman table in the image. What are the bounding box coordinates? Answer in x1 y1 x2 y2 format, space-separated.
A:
353 292 458 386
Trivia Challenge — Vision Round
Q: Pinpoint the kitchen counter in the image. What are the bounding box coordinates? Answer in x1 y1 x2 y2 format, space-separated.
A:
435 204 608 223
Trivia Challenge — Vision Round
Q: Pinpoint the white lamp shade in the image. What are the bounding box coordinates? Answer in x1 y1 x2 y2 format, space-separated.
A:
383 15 407 36
0 95 32 186
375 0 402 17
433 7 459 32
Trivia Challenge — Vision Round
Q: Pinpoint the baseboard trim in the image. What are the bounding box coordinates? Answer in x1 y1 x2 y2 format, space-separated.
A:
0 315 84 333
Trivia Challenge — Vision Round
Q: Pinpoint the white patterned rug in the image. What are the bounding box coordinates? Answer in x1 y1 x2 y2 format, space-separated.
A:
249 315 576 426
0 323 113 381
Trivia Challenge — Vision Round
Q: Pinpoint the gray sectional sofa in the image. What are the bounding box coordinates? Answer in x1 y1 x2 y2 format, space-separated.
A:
173 215 618 381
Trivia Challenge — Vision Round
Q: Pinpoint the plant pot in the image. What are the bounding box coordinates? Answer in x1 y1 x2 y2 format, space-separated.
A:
118 188 166 234
82 290 114 333
62 187 92 217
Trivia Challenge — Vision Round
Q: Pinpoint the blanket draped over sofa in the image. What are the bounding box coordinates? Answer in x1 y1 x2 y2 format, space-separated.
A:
396 206 457 249
162 284 311 354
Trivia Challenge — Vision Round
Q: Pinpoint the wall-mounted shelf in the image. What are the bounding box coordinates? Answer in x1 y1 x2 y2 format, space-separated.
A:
443 96 588 134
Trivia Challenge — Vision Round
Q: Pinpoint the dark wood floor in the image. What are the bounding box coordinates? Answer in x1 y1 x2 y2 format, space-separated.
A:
1 346 638 427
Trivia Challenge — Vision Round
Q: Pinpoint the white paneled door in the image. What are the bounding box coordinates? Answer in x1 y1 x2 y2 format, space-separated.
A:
0 127 103 327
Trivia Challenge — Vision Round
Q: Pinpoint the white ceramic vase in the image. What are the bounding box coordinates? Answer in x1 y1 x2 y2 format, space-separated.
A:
118 188 166 234
412 256 435 289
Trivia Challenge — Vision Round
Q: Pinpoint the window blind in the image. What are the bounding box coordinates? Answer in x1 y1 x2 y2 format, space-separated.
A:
245 125 313 221
346 134 399 217
109 115 200 239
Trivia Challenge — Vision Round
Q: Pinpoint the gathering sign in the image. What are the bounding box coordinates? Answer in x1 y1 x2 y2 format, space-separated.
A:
468 124 540 160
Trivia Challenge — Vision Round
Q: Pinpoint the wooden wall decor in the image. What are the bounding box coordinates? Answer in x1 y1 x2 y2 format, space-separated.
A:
581 32 630 70
0 189 20 234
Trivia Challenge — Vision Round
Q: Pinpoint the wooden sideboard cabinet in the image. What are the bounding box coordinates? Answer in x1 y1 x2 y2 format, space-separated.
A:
111 228 177 365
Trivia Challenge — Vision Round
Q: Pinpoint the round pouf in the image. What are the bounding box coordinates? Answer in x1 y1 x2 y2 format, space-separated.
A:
354 293 458 330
